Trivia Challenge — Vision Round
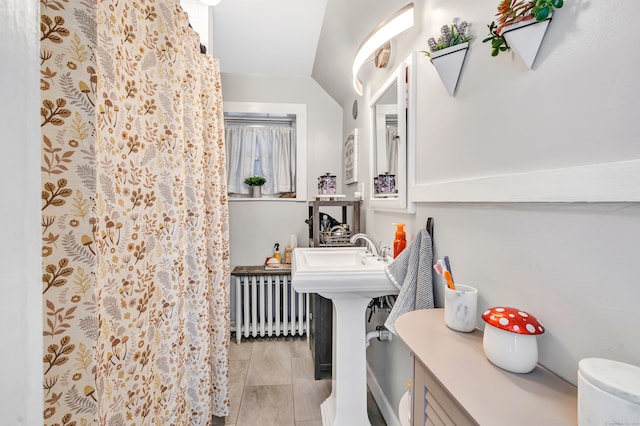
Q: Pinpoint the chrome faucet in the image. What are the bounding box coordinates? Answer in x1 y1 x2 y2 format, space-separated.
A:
349 233 380 257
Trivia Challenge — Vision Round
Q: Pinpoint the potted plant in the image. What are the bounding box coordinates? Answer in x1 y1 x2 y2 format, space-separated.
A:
483 0 563 67
244 176 266 198
422 20 473 96
423 20 473 58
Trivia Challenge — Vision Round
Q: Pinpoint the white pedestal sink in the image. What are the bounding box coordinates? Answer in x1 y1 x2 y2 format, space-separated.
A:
292 247 398 426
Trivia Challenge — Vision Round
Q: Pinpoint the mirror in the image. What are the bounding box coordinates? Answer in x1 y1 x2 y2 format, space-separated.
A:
373 81 399 191
369 54 414 212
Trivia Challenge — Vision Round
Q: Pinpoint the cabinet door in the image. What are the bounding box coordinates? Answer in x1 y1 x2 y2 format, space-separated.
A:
412 356 477 426
309 293 332 379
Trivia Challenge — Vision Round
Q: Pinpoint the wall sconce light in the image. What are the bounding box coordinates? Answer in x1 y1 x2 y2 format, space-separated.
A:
374 42 391 69
352 3 414 96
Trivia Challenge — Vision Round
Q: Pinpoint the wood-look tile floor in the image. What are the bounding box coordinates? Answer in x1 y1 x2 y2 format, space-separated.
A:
213 335 386 426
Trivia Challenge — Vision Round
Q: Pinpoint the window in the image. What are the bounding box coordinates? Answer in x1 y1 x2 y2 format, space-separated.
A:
225 113 296 194
223 102 307 201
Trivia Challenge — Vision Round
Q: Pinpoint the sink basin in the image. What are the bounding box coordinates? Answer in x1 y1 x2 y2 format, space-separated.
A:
291 247 399 425
292 247 397 299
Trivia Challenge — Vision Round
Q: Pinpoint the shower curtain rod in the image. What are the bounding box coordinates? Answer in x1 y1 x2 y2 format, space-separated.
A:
224 118 295 126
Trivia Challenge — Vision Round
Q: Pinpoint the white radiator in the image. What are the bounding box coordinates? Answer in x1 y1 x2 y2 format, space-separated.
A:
232 271 309 344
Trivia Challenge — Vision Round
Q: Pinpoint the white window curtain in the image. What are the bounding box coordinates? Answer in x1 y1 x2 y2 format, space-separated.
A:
386 126 398 175
226 125 296 194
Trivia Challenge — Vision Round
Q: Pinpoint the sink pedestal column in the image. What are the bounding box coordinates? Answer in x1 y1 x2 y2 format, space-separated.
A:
291 247 398 426
320 295 372 426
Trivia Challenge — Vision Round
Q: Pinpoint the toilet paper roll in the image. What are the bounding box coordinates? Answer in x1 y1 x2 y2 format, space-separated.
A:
290 234 297 249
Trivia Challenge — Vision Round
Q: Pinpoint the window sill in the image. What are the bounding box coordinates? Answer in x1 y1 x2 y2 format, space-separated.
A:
228 196 305 203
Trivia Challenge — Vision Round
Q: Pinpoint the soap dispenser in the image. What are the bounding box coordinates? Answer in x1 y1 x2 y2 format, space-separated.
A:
393 223 406 258
273 243 281 262
320 214 330 232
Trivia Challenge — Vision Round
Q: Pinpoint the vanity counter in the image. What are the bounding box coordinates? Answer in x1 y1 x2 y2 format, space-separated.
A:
396 309 577 425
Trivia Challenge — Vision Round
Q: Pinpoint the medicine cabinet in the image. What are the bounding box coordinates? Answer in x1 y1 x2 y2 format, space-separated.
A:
369 54 415 213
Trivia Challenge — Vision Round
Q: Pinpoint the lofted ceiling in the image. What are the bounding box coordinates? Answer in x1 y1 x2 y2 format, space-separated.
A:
312 0 412 105
209 0 327 77
181 0 412 106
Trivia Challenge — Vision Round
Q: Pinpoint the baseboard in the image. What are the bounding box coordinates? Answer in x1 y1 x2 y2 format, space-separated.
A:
367 363 401 426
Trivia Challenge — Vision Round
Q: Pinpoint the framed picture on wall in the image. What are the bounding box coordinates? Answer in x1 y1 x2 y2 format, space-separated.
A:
344 128 358 184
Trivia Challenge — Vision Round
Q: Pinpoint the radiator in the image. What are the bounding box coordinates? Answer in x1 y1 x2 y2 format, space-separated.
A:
232 270 309 344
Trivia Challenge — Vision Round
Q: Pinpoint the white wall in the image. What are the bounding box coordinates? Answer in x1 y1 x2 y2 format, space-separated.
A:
1 0 42 424
221 73 343 266
346 1 640 423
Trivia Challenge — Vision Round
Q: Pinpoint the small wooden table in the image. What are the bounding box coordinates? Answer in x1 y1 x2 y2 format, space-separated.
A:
231 265 291 276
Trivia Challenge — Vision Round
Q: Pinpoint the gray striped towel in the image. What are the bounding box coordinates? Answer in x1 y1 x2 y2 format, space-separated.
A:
384 228 434 335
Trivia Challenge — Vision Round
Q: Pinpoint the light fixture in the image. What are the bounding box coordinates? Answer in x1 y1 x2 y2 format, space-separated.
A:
374 42 391 69
352 3 414 96
200 0 222 6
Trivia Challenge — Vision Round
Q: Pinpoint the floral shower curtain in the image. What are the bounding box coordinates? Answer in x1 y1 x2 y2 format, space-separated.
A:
41 0 229 424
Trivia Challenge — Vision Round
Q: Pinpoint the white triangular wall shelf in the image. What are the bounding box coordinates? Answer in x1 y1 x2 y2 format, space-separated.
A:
430 42 469 96
501 15 552 69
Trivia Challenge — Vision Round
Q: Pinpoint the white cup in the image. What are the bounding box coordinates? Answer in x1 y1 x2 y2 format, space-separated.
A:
444 284 478 332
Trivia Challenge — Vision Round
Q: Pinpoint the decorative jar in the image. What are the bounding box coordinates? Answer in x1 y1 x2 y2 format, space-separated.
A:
377 173 396 194
318 173 336 195
481 307 544 373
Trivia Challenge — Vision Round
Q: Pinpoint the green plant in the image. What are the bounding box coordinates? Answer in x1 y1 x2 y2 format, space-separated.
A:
243 176 266 186
483 21 509 57
532 0 563 21
423 20 472 58
483 0 563 57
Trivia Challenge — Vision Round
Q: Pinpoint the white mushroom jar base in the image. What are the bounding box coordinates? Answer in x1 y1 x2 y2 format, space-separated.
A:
483 324 539 373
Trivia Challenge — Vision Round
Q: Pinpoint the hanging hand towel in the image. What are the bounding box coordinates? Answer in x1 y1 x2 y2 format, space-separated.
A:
384 228 434 335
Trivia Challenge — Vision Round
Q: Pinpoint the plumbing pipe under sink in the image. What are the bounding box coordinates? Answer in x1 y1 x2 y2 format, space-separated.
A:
366 326 392 348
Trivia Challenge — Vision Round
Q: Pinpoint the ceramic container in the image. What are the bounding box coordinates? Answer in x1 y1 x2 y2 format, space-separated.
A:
377 173 396 194
250 185 261 198
429 41 469 96
444 284 478 332
481 307 544 373
578 358 640 425
500 14 552 69
318 173 336 195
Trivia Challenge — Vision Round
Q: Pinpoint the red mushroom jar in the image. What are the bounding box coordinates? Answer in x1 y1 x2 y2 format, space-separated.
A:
481 307 545 373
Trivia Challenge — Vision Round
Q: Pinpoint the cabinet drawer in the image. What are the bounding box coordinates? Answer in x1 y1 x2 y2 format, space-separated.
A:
413 356 477 426
425 390 454 426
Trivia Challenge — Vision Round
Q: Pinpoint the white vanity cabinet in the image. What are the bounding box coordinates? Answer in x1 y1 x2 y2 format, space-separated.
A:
396 309 577 426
